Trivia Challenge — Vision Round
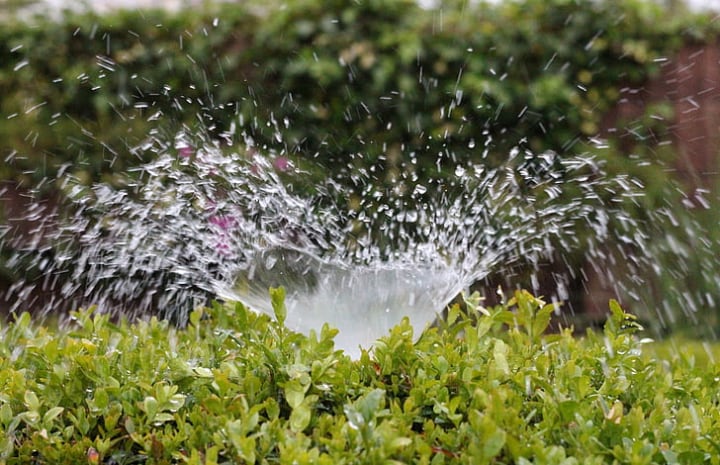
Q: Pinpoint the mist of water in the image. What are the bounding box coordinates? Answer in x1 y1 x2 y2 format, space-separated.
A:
3 8 720 357
2 125 657 356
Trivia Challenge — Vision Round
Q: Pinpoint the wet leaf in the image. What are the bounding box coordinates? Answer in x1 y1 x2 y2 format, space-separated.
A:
142 397 158 419
284 380 307 409
270 287 287 326
289 403 312 432
24 390 40 412
493 340 510 377
42 406 64 426
355 389 385 423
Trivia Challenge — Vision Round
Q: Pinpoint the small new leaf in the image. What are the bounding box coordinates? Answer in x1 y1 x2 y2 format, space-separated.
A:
24 390 40 412
533 303 556 341
606 300 643 336
42 406 64 426
270 287 287 326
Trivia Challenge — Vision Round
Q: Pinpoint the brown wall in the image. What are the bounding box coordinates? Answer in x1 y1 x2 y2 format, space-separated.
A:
603 41 720 191
584 41 720 319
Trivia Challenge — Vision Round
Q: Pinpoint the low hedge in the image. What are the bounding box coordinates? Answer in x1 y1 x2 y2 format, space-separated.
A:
1 290 718 464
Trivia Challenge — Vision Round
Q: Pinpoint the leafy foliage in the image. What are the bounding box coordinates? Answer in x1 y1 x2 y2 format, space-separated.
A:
2 0 720 331
1 291 719 464
0 4 258 187
0 0 716 187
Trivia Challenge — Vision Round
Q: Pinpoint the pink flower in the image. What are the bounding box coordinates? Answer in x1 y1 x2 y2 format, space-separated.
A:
214 241 232 256
178 146 194 158
208 214 236 232
208 215 236 256
273 156 291 172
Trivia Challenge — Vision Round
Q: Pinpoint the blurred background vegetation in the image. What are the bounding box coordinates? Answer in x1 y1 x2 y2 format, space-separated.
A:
1 0 719 335
0 0 39 16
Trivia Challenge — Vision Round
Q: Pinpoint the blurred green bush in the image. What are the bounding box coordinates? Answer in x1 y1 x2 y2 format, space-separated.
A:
2 0 715 186
1 0 719 329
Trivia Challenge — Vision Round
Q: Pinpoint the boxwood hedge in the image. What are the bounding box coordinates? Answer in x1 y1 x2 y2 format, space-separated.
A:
1 290 719 464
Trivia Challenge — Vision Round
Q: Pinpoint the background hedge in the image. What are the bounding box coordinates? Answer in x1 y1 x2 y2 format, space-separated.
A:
3 0 716 185
1 0 719 330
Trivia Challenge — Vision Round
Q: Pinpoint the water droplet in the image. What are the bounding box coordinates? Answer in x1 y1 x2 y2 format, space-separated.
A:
13 59 29 72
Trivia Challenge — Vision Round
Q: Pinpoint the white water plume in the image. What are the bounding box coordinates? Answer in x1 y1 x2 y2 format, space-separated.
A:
1 137 651 356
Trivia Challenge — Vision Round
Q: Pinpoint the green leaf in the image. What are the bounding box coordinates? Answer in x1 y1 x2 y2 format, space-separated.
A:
289 402 312 432
558 401 580 423
284 379 307 409
356 389 385 422
264 398 280 420
493 340 510 377
227 420 257 462
234 301 249 329
42 406 64 426
18 411 40 427
609 299 624 320
92 388 109 411
104 402 123 432
24 390 40 412
390 437 412 450
469 411 506 459
678 451 705 463
227 419 245 448
533 303 555 340
446 303 461 326
659 449 679 464
475 316 493 341
0 404 12 426
483 428 507 459
270 287 287 326
124 416 136 435
189 307 204 328
192 367 214 378
464 291 490 317
606 299 643 336
143 396 158 419
343 405 365 430
167 394 186 412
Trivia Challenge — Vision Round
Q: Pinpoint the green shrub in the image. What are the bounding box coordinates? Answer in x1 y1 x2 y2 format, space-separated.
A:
0 4 258 186
2 0 720 331
1 0 716 187
1 290 718 464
